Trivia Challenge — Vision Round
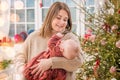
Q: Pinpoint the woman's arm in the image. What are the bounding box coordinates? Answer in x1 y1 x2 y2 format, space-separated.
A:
14 34 31 73
50 56 82 72
31 54 83 77
31 32 83 76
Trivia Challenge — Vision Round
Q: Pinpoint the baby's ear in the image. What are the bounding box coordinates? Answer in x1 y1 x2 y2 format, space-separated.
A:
60 47 64 52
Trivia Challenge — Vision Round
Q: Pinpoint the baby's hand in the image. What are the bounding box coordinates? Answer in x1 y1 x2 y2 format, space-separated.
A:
56 33 63 37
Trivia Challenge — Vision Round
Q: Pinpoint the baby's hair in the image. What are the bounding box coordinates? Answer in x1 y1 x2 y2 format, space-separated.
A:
73 45 80 53
69 40 80 53
63 39 80 59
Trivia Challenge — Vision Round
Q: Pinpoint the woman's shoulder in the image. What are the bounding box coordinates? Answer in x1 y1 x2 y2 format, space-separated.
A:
24 30 44 43
27 30 41 39
63 32 78 40
29 30 40 36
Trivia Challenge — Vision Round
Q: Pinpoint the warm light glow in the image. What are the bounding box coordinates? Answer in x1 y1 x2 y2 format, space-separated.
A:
0 17 4 27
99 1 103 6
0 1 9 12
10 13 20 22
0 32 6 40
14 0 24 9
99 0 105 7
0 46 15 60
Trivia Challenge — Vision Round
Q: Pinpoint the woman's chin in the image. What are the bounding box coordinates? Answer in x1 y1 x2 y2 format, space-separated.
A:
52 29 65 34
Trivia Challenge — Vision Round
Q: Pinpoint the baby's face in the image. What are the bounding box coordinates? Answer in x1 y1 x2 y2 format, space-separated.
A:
60 39 75 52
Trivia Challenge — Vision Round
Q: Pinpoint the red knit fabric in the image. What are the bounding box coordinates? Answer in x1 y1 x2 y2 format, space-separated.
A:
23 34 66 80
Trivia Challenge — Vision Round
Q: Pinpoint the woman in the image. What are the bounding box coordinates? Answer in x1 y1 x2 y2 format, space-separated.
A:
23 32 80 80
14 2 83 80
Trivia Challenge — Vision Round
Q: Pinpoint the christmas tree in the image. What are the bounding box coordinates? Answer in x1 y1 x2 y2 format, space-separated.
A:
74 0 120 80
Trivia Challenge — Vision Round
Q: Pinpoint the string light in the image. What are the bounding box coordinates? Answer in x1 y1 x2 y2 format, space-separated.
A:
0 17 4 27
10 13 20 22
14 0 24 10
0 0 9 12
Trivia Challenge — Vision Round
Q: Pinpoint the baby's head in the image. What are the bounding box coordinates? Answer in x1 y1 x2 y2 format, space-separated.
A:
60 39 80 59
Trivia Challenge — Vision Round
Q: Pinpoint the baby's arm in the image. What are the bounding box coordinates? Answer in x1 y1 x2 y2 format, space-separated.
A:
48 33 63 50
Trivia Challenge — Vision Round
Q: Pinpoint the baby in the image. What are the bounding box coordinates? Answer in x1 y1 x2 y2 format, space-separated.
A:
58 33 79 60
23 32 80 80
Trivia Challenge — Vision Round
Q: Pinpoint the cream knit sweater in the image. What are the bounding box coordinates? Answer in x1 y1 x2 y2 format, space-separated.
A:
14 30 83 80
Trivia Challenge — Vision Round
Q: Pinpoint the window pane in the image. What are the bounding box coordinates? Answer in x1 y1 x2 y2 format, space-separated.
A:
42 8 48 21
87 7 94 13
70 8 76 22
42 0 51 7
85 0 94 6
10 0 14 8
66 0 75 6
9 24 15 37
27 9 35 22
10 9 14 15
16 10 25 22
16 24 25 34
72 24 77 33
53 0 64 2
26 0 34 7
27 24 35 31
10 10 15 23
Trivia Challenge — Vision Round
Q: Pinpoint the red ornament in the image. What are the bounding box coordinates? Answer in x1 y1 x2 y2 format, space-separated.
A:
39 0 42 8
14 34 23 43
102 23 110 32
2 37 6 42
118 9 120 14
39 2 42 8
84 33 91 40
93 59 100 77
20 31 28 40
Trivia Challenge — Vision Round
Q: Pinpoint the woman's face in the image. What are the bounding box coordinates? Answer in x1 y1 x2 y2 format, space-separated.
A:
52 9 68 33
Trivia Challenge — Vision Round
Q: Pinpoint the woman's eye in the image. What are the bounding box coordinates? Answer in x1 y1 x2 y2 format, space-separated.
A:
64 19 67 22
56 17 61 20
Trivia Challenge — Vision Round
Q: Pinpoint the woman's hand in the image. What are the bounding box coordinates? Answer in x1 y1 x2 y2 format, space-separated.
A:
30 58 52 78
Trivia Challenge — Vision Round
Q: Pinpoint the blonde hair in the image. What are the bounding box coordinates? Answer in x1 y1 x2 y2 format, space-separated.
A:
40 2 72 38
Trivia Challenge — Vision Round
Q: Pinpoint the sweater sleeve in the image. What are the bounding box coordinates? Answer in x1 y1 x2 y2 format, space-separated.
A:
51 57 82 72
50 32 83 72
13 34 31 73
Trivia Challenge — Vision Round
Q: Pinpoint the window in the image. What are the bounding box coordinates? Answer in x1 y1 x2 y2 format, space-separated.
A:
85 0 95 31
9 0 35 37
8 0 96 37
41 0 95 36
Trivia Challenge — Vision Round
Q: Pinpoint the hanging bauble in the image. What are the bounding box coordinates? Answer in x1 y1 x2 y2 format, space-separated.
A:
14 34 23 43
116 40 120 48
19 31 28 41
14 0 24 10
27 29 34 35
